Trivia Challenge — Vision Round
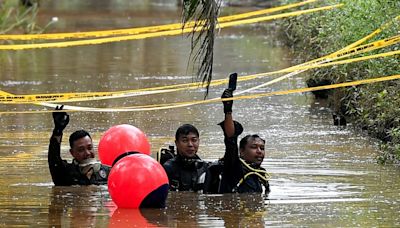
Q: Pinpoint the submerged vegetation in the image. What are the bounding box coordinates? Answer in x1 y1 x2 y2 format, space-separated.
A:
278 0 400 163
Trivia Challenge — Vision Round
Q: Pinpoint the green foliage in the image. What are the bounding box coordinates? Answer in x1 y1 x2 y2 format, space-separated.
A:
278 0 400 163
182 0 201 23
0 0 51 35
182 0 221 96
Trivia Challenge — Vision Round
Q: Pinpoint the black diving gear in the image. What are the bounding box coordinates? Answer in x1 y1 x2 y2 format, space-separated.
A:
218 121 270 194
162 152 209 192
48 134 110 186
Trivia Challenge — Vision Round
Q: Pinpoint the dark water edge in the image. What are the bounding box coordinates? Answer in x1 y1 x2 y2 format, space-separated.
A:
276 0 400 164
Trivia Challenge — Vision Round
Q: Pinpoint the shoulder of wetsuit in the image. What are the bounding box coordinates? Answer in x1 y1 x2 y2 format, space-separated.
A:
217 120 244 137
194 158 210 171
238 164 269 193
177 154 207 170
162 156 177 174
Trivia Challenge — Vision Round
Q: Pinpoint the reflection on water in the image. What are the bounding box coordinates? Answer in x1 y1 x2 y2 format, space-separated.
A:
1 0 400 227
47 187 110 227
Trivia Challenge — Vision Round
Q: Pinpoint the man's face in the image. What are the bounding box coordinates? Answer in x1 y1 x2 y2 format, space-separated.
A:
240 137 265 166
175 132 199 158
70 136 95 163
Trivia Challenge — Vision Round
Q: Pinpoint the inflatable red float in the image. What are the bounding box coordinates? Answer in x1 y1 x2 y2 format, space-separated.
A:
108 153 169 208
98 124 151 166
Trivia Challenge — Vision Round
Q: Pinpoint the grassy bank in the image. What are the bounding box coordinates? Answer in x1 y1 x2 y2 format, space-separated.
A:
277 0 400 163
0 0 48 36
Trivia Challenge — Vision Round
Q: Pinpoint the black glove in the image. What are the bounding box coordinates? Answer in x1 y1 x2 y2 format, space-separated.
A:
221 89 233 114
52 105 69 135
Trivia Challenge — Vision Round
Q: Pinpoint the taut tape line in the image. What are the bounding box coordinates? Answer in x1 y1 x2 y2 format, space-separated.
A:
0 14 398 116
1 74 399 114
1 42 398 104
0 4 342 50
0 0 319 40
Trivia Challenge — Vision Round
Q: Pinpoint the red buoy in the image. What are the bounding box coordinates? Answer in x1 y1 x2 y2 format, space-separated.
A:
98 124 151 166
108 154 169 208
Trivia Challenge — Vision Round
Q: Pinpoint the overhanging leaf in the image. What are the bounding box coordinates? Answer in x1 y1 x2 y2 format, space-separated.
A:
182 0 221 97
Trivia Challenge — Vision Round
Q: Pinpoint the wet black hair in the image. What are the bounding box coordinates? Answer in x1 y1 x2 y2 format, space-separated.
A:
175 124 199 141
239 134 265 150
69 130 92 148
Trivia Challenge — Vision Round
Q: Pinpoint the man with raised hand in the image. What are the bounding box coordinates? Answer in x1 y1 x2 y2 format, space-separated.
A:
218 73 271 194
48 105 110 186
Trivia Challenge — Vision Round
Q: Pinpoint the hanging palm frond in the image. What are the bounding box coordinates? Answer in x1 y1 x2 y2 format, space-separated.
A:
182 0 221 97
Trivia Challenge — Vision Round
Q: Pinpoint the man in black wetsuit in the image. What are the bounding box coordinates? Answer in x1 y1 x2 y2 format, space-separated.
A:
162 124 209 191
218 89 270 194
48 106 110 186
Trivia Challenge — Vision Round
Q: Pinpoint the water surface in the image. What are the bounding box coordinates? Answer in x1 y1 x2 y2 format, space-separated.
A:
1 0 399 227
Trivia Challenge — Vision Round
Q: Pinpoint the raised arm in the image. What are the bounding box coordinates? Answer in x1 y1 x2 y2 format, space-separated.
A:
222 89 235 137
219 87 244 193
48 105 70 185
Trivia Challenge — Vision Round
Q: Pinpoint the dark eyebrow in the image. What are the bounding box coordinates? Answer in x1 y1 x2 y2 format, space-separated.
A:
251 142 263 145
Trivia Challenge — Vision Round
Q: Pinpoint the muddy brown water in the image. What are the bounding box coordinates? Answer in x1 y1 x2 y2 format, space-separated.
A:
1 1 399 227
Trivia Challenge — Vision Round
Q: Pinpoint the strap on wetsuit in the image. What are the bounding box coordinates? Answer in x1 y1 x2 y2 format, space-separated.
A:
236 158 271 188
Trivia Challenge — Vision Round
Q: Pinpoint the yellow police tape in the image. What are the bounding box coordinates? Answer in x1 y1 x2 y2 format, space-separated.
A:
1 73 399 114
1 49 398 104
2 49 400 105
0 14 397 112
0 48 398 111
0 4 342 50
1 34 398 104
1 9 395 107
336 15 400 52
274 15 400 72
233 14 400 95
239 34 400 81
0 0 319 41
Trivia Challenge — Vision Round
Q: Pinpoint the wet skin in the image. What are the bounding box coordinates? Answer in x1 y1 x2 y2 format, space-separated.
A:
69 136 95 163
175 132 200 158
240 137 265 166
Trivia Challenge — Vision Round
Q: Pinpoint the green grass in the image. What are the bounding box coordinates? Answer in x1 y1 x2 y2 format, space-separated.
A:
0 0 52 36
278 0 400 163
